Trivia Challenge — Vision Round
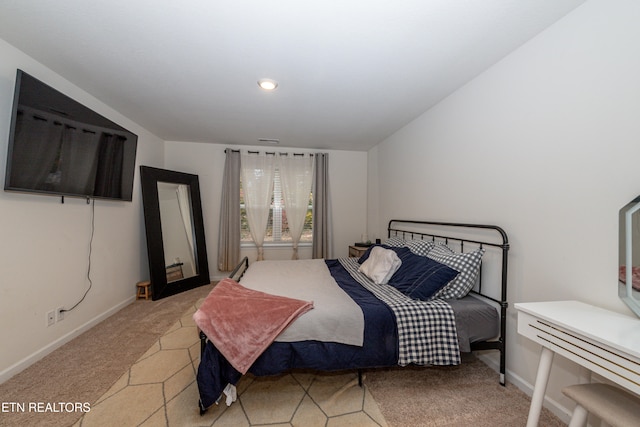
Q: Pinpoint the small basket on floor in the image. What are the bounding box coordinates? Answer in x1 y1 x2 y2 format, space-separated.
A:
136 281 152 300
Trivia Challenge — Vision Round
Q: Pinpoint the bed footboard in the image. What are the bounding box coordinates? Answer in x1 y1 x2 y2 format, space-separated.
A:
199 256 249 358
228 256 249 282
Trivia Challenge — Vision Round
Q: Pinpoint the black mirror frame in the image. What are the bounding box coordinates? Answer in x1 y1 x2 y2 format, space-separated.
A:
140 166 210 300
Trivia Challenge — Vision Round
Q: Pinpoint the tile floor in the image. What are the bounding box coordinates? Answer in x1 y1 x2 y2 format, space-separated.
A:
74 299 388 426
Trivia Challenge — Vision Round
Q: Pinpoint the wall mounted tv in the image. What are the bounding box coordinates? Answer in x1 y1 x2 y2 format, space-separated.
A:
4 69 138 202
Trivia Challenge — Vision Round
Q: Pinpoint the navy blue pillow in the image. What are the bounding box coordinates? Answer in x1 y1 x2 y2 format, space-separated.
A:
388 251 459 301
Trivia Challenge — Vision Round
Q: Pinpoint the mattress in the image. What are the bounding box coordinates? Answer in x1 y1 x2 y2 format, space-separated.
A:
448 295 499 352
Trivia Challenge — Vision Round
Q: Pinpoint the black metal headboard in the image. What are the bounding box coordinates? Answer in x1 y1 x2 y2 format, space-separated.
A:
387 219 510 385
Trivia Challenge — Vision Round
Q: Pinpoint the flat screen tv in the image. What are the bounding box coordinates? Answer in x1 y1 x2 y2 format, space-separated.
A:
4 69 138 201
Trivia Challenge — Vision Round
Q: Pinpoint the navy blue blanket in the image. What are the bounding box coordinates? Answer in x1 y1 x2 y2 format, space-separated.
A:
197 259 398 410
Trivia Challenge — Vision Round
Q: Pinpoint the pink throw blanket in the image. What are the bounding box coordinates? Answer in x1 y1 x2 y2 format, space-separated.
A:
193 278 313 374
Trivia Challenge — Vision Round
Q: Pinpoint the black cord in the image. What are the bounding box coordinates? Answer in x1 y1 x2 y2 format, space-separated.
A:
62 198 95 314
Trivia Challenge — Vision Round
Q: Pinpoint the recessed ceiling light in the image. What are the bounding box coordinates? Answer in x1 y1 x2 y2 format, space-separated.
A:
258 79 278 91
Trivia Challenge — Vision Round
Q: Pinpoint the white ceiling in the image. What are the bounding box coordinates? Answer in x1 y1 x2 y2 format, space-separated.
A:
0 0 585 151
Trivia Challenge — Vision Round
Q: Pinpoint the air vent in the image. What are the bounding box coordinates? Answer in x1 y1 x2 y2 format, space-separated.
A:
258 138 280 144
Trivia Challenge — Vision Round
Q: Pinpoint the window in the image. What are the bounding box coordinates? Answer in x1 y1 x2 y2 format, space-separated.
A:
240 169 313 244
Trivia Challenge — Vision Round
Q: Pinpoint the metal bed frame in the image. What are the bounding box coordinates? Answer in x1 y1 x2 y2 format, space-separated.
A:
199 219 510 386
386 219 510 385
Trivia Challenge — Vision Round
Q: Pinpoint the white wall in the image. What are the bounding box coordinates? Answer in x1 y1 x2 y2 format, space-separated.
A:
164 141 368 278
0 47 366 382
0 39 165 382
369 0 640 421
5 4 633 415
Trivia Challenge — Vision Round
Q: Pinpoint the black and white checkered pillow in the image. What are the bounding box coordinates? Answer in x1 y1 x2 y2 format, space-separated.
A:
427 243 484 299
404 239 434 256
384 236 405 247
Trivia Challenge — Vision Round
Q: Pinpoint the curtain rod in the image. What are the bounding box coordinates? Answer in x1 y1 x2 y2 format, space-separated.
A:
19 108 127 138
224 148 315 156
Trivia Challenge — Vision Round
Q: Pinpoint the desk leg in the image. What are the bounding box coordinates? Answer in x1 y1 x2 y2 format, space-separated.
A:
526 347 554 427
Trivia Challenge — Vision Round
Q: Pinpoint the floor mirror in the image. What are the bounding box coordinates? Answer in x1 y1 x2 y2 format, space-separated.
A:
140 166 210 300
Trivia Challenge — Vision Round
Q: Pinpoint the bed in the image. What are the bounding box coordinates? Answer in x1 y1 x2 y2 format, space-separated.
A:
194 220 509 413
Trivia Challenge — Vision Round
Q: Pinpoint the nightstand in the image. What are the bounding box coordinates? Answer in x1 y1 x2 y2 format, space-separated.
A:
348 245 369 258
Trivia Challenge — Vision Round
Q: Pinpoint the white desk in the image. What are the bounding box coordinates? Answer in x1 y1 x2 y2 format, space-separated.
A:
515 301 640 427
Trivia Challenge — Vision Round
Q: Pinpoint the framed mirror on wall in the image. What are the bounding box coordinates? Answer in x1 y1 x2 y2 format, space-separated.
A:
140 166 210 300
619 195 640 318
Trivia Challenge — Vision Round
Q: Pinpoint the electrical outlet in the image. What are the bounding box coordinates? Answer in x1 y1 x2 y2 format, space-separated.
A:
46 310 55 327
56 307 64 322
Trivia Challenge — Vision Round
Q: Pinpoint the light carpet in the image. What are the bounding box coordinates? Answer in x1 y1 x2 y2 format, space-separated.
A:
366 355 564 426
0 284 214 427
0 283 565 426
74 298 386 426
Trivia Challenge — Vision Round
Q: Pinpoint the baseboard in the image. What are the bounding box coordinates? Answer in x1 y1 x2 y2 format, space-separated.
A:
476 352 572 424
0 296 135 384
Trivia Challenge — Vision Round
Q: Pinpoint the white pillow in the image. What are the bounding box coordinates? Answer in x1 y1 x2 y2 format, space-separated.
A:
358 246 402 285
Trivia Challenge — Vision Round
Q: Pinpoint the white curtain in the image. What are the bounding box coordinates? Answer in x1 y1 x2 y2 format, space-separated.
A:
176 184 196 272
278 154 313 259
241 152 275 260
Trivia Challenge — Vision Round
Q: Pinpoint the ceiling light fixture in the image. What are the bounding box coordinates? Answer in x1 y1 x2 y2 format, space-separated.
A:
258 79 278 91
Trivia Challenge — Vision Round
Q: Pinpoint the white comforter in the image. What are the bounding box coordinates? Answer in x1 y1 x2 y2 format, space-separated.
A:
239 259 365 346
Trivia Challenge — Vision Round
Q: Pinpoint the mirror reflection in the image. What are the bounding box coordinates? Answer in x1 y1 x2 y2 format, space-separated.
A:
619 195 640 318
140 165 210 301
157 182 197 282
